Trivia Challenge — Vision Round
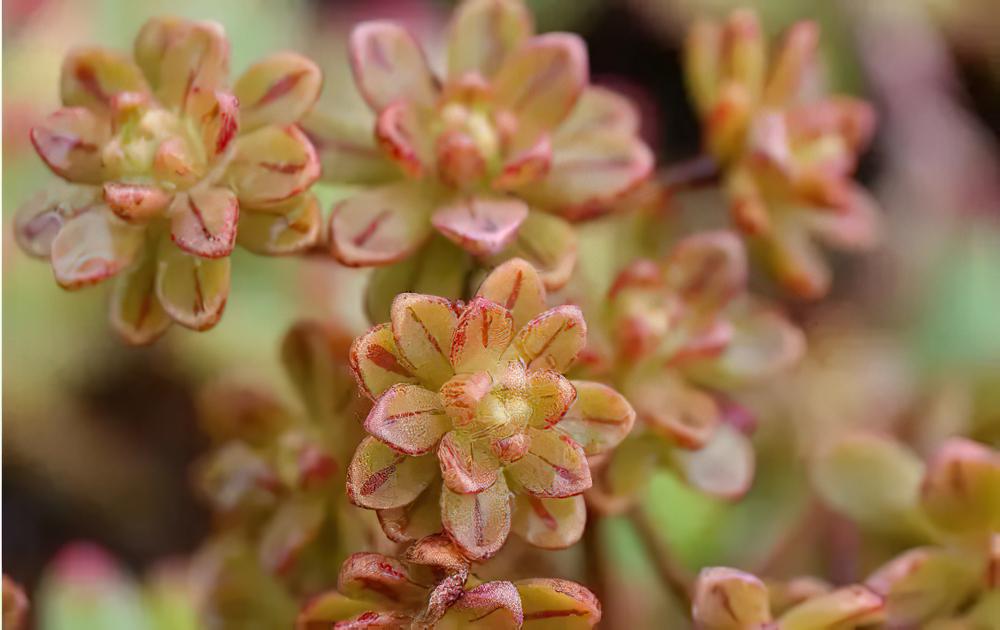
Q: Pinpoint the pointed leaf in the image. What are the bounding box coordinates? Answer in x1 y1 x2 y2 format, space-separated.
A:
451 297 515 374
439 430 500 495
391 293 458 389
31 107 108 183
237 193 322 255
476 257 547 329
432 196 529 257
349 21 437 111
50 208 142 289
347 436 438 509
557 380 634 456
227 125 319 208
511 493 585 549
169 188 238 258
517 578 600 628
155 240 230 330
447 0 533 79
441 472 511 560
109 246 171 345
233 51 321 132
692 567 772 630
365 383 450 455
60 47 148 111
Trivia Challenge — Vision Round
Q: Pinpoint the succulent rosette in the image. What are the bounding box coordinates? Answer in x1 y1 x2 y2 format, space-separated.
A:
15 17 323 343
195 321 372 594
692 567 885 630
685 9 879 299
309 0 653 318
345 258 635 560
297 534 601 629
573 231 804 512
814 435 1000 627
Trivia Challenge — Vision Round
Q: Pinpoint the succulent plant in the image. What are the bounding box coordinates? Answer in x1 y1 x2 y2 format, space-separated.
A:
308 0 653 319
297 534 601 629
571 231 803 512
195 321 372 596
15 16 323 343
345 258 635 559
685 9 879 299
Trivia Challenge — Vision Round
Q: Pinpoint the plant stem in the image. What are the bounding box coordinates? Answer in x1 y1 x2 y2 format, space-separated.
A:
582 510 607 607
628 507 693 610
754 496 823 576
658 154 720 191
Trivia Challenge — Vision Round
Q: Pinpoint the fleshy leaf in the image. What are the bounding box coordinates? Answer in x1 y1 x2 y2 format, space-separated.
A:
366 236 470 323
507 427 590 498
556 380 635 456
866 547 980 627
556 86 639 143
197 90 240 160
438 581 523 628
233 51 322 132
440 372 493 427
490 211 577 290
365 383 450 455
50 208 142 289
778 585 884 630
511 493 585 549
375 100 432 177
451 297 515 374
391 293 458 389
526 370 576 429
15 185 98 258
154 20 229 111
103 183 171 223
295 591 393 628
441 472 511 560
438 430 500 495
336 553 425 606
259 495 325 575
377 483 443 543
517 578 600 628
762 20 819 107
237 193 322 255
155 240 230 330
301 110 398 185
169 188 238 258
476 257 548 330
674 422 755 500
600 436 663 510
30 107 108 183
919 438 1000 540
349 21 437 112
664 231 746 317
60 47 148 111
109 246 171 345
432 196 529 257
514 305 586 373
328 180 437 267
346 436 437 509
627 371 720 450
692 567 772 630
350 323 419 400
447 0 533 79
226 125 319 208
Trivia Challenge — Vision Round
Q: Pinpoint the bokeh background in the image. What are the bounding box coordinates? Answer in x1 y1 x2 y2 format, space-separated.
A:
4 0 1000 627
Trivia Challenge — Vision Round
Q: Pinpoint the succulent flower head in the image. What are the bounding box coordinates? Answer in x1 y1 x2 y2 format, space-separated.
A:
297 534 602 629
346 258 635 559
685 9 879 299
317 0 653 295
16 16 323 343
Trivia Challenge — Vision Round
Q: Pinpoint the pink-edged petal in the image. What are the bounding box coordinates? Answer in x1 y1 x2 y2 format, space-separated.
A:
59 47 148 111
489 211 577 290
237 193 322 255
675 423 755 500
376 483 442 543
390 293 458 389
511 493 585 549
350 323 419 400
155 239 230 330
301 110 399 185
168 188 238 258
440 372 493 427
507 427 590 498
526 370 576 429
525 134 652 220
441 473 512 560
493 135 552 190
109 246 171 345
514 305 586 373
197 90 240 160
103 183 172 223
451 296 515 374
346 436 438 509
258 494 325 575
50 208 143 289
438 430 500 495
154 19 229 111
233 51 322 132
446 0 533 80
439 581 524 628
665 230 747 316
555 86 640 144
328 180 436 267
556 380 634 456
493 33 588 148
516 578 601 628
349 21 437 112
692 567 773 629
375 100 433 177
432 196 529 257
30 107 108 183
475 257 547 330
778 586 885 630
14 184 98 258
627 371 720 450
226 125 320 209
365 383 450 456
336 552 425 606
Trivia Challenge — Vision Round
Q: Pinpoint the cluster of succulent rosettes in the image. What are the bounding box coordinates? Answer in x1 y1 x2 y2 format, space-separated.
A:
814 435 1000 628
576 231 804 512
15 16 323 343
316 0 653 303
345 258 635 560
685 9 879 299
692 567 886 630
195 321 371 592
297 534 601 629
